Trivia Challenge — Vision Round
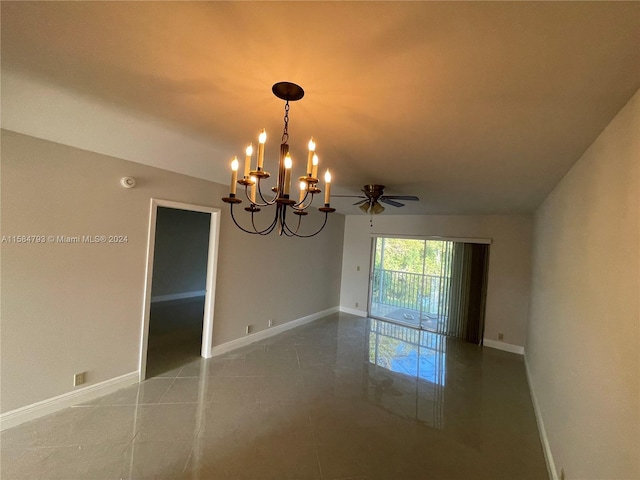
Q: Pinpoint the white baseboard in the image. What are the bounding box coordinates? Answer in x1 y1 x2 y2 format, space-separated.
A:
339 306 368 317
524 355 557 480
483 338 525 355
209 306 340 357
0 371 138 431
151 290 206 303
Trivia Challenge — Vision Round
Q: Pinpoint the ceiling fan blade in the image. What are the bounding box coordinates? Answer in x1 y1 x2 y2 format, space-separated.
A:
382 195 420 201
353 199 369 206
332 195 366 198
380 198 404 207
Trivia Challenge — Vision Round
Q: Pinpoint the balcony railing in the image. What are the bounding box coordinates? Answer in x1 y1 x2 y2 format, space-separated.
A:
371 268 449 319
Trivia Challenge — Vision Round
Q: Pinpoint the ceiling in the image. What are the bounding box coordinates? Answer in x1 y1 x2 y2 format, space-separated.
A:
2 2 639 215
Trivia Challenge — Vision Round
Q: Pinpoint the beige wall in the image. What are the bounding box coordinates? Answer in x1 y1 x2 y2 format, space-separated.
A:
0 130 345 413
526 90 639 479
339 214 533 347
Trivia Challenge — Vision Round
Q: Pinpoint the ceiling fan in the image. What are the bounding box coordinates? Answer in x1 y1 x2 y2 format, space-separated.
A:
334 185 419 214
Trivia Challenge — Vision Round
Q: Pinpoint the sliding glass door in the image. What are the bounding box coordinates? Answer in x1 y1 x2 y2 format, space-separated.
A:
369 237 453 333
369 236 490 344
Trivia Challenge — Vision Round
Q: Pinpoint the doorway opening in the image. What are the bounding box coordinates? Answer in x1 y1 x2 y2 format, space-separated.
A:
139 200 221 381
369 236 490 344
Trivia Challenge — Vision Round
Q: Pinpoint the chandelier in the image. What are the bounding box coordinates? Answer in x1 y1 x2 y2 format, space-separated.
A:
222 82 335 237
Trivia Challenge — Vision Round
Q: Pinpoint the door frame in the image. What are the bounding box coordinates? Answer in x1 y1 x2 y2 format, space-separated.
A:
138 198 221 381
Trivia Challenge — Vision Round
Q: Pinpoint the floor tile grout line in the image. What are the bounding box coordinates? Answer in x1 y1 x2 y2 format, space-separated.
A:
296 348 302 369
156 376 179 404
309 412 325 480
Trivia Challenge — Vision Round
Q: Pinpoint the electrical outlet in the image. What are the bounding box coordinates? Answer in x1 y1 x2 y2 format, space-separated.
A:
357 265 360 271
268 319 273 327
355 302 359 308
73 372 86 387
498 333 504 341
560 468 565 480
245 325 252 335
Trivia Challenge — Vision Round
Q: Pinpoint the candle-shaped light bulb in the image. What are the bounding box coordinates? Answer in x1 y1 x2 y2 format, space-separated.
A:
299 181 307 203
306 137 316 175
250 175 257 203
324 169 331 205
230 157 239 195
284 153 293 195
312 154 319 179
257 129 267 169
244 144 253 178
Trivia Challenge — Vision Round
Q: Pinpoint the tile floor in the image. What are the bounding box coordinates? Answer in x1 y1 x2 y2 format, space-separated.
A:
145 297 205 378
1 313 549 479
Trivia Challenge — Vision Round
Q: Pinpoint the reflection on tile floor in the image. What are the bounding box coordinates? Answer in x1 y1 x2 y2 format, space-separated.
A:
1 313 549 479
146 297 205 378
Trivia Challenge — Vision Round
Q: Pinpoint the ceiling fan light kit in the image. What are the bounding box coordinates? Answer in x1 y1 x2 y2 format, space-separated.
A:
370 202 385 214
222 82 335 237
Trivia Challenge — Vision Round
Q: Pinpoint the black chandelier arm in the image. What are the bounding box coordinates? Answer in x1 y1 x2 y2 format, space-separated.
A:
228 202 278 235
227 200 332 237
228 203 260 235
292 213 303 236
293 190 313 210
277 203 288 236
251 206 280 235
256 178 279 206
240 181 277 208
278 206 297 237
280 210 330 238
240 184 255 205
294 189 322 211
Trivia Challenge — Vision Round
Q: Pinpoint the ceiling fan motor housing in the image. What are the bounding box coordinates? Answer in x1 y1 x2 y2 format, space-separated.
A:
363 184 386 200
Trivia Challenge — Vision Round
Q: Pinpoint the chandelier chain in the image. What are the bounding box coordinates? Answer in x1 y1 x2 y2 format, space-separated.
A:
281 100 290 144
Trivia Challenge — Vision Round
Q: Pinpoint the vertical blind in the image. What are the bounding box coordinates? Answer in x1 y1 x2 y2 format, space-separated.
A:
446 243 489 344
